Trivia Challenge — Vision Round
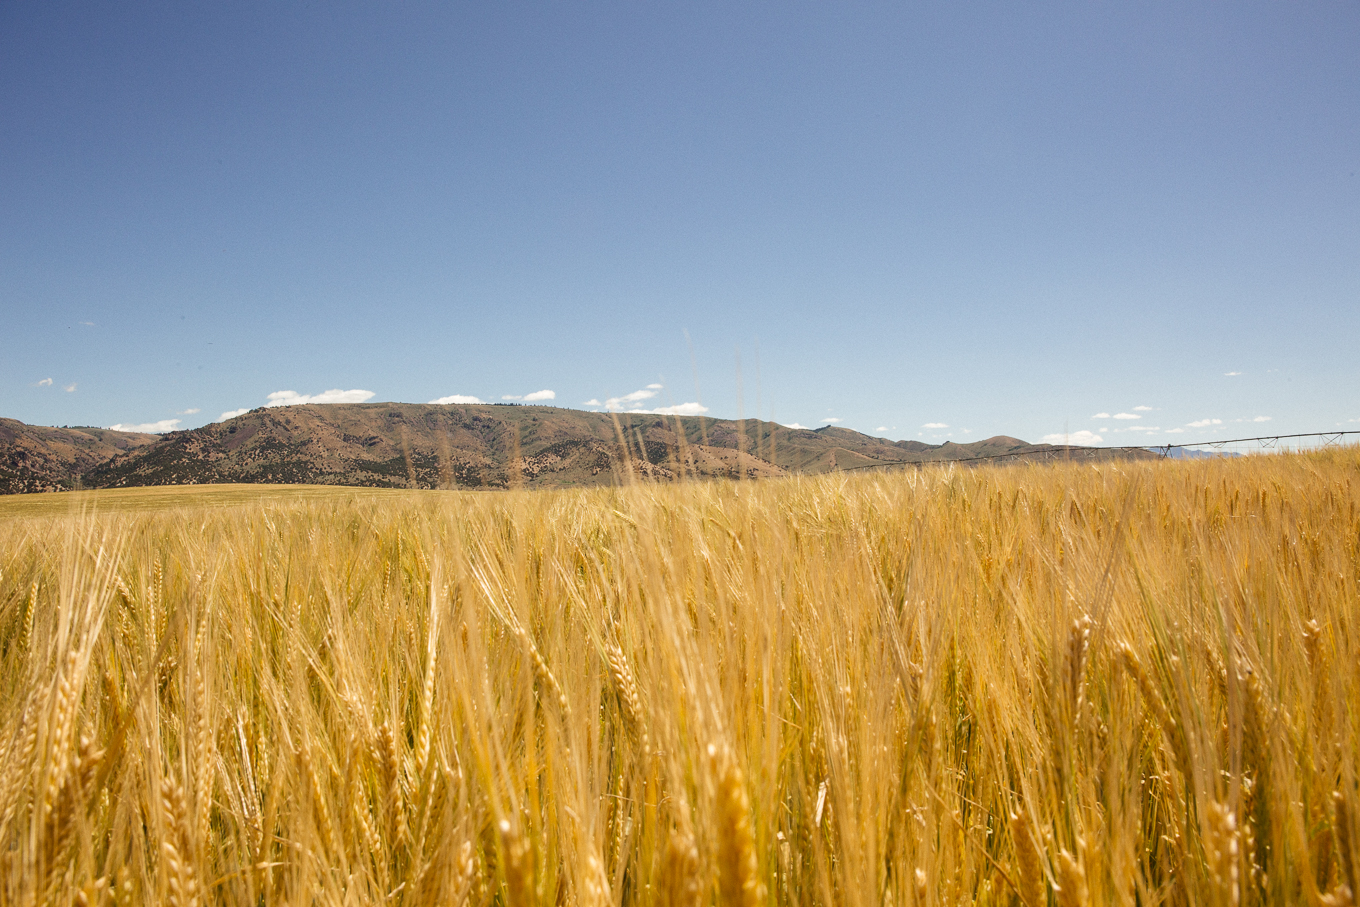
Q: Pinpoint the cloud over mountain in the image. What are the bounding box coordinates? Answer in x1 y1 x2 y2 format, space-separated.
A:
1042 430 1103 445
109 419 181 434
267 389 375 407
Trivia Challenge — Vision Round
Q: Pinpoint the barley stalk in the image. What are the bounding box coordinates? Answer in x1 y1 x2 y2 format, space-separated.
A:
1054 847 1088 907
498 818 534 907
711 743 763 907
1204 801 1241 907
1010 807 1047 907
160 775 199 907
1118 641 1189 773
44 651 82 824
192 665 213 860
659 820 702 907
1339 792 1357 903
606 640 648 752
301 744 337 856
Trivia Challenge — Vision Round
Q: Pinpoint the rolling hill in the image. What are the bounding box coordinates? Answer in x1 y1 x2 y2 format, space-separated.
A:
0 419 160 494
2 404 1123 493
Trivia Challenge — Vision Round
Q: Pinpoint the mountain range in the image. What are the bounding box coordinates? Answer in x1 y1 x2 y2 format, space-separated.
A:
1 404 1132 494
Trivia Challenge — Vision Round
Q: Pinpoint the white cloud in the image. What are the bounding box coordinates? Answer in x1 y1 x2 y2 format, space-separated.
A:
1113 412 1140 420
786 423 810 430
109 419 181 434
1125 425 1161 432
1187 418 1223 428
923 422 948 429
64 383 77 393
34 377 53 387
267 388 375 407
219 409 249 421
177 408 201 415
1134 405 1153 411
429 394 484 405
79 321 95 326
1164 428 1186 434
1252 415 1272 422
876 426 889 432
601 384 670 410
821 417 842 424
501 395 521 400
606 387 659 409
1042 430 1103 445
522 389 555 402
627 402 709 416
1092 413 1110 419
1225 371 1242 376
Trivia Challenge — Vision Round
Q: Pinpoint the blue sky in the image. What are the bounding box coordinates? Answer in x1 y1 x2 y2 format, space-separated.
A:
3 2 1358 446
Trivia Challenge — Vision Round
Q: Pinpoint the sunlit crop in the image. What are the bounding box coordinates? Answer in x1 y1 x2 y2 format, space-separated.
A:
1 449 1356 906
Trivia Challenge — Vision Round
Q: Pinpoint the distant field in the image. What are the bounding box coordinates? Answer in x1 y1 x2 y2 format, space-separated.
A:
0 451 1356 905
0 483 464 518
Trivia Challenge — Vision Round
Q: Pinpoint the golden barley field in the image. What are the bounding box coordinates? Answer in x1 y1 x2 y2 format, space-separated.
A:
0 450 1357 907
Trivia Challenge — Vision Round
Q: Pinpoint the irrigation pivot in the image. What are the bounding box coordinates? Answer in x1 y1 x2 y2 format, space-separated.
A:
842 430 1360 471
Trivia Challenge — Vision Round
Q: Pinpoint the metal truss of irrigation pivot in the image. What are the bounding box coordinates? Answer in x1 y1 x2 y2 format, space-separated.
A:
1138 429 1359 459
844 430 1360 472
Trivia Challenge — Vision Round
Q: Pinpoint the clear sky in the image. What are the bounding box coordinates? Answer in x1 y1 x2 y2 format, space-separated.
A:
3 2 1358 446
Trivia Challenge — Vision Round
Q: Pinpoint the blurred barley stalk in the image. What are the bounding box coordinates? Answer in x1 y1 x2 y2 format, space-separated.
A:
0 447 1356 906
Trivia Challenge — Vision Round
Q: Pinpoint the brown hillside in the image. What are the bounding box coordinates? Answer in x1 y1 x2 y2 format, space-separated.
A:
0 419 159 493
83 404 790 490
4 405 1145 493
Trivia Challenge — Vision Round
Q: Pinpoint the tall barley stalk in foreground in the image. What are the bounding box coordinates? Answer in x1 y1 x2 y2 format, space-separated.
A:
0 447 1357 906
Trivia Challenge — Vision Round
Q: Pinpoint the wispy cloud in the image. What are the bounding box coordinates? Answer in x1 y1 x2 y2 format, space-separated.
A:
600 385 705 416
875 426 889 432
64 383 77 393
605 385 664 409
1113 412 1140 420
1252 415 1272 422
33 377 53 387
821 417 842 424
639 402 708 416
429 394 484 405
1225 371 1242 377
1164 428 1186 434
1093 412 1110 419
79 321 95 326
1133 405 1153 411
268 388 375 407
1042 430 1103 445
219 409 249 421
109 419 181 434
177 408 201 415
1187 418 1223 428
1124 425 1161 433
922 422 948 429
